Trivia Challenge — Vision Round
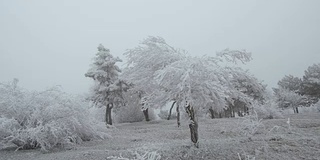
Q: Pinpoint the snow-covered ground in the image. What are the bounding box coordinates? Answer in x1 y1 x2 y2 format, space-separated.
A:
1 113 319 160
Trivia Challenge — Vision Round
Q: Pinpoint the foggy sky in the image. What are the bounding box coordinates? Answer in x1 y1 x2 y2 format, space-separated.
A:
1 0 320 94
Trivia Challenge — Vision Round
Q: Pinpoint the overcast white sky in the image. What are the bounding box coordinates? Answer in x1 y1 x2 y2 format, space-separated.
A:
1 0 320 94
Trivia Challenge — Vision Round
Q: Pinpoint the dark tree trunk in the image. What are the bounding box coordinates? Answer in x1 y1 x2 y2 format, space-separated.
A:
143 108 150 121
105 105 108 124
209 108 215 119
176 103 180 127
244 106 249 115
106 104 113 125
238 111 242 117
185 104 199 148
231 105 235 117
294 107 299 114
167 101 176 120
108 107 112 125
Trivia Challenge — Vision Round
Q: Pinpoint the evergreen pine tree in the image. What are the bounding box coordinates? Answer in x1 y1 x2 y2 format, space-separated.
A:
85 44 127 125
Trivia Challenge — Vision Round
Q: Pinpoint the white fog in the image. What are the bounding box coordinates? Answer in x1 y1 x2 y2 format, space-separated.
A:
1 1 320 160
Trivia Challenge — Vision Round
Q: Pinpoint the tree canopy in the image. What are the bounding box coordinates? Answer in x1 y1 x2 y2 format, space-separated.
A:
122 36 265 116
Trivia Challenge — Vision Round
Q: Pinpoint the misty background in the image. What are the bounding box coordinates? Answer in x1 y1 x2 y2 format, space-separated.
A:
1 0 320 94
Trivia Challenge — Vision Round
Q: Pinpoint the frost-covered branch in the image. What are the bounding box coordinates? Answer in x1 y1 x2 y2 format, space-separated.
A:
216 48 252 64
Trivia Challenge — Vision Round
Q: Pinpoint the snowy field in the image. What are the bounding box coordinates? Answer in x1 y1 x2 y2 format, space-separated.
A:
1 113 319 160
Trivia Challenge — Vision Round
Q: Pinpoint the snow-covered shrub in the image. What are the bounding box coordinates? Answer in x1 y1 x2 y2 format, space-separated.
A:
133 151 161 160
314 101 320 112
251 101 283 119
107 150 161 160
237 152 256 160
296 100 320 114
299 102 320 113
239 111 265 136
0 80 108 151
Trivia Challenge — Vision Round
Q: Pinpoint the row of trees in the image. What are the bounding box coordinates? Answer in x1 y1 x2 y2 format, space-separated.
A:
273 63 320 113
2 37 316 151
85 36 267 147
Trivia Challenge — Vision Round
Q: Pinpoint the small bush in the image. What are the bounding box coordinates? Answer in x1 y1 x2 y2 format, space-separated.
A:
0 80 108 151
107 150 161 160
315 101 320 112
252 101 283 119
299 102 320 113
239 111 265 136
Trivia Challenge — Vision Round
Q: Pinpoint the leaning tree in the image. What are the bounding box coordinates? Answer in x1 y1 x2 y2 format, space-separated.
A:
85 44 128 125
122 36 256 147
153 49 254 147
122 36 184 121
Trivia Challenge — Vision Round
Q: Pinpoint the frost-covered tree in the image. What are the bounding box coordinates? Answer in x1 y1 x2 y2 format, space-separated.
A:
301 63 320 104
123 36 257 147
274 64 320 108
155 56 226 112
277 75 302 93
274 74 304 111
154 49 253 147
85 44 128 125
122 36 184 121
230 68 266 102
225 67 266 117
273 87 306 113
